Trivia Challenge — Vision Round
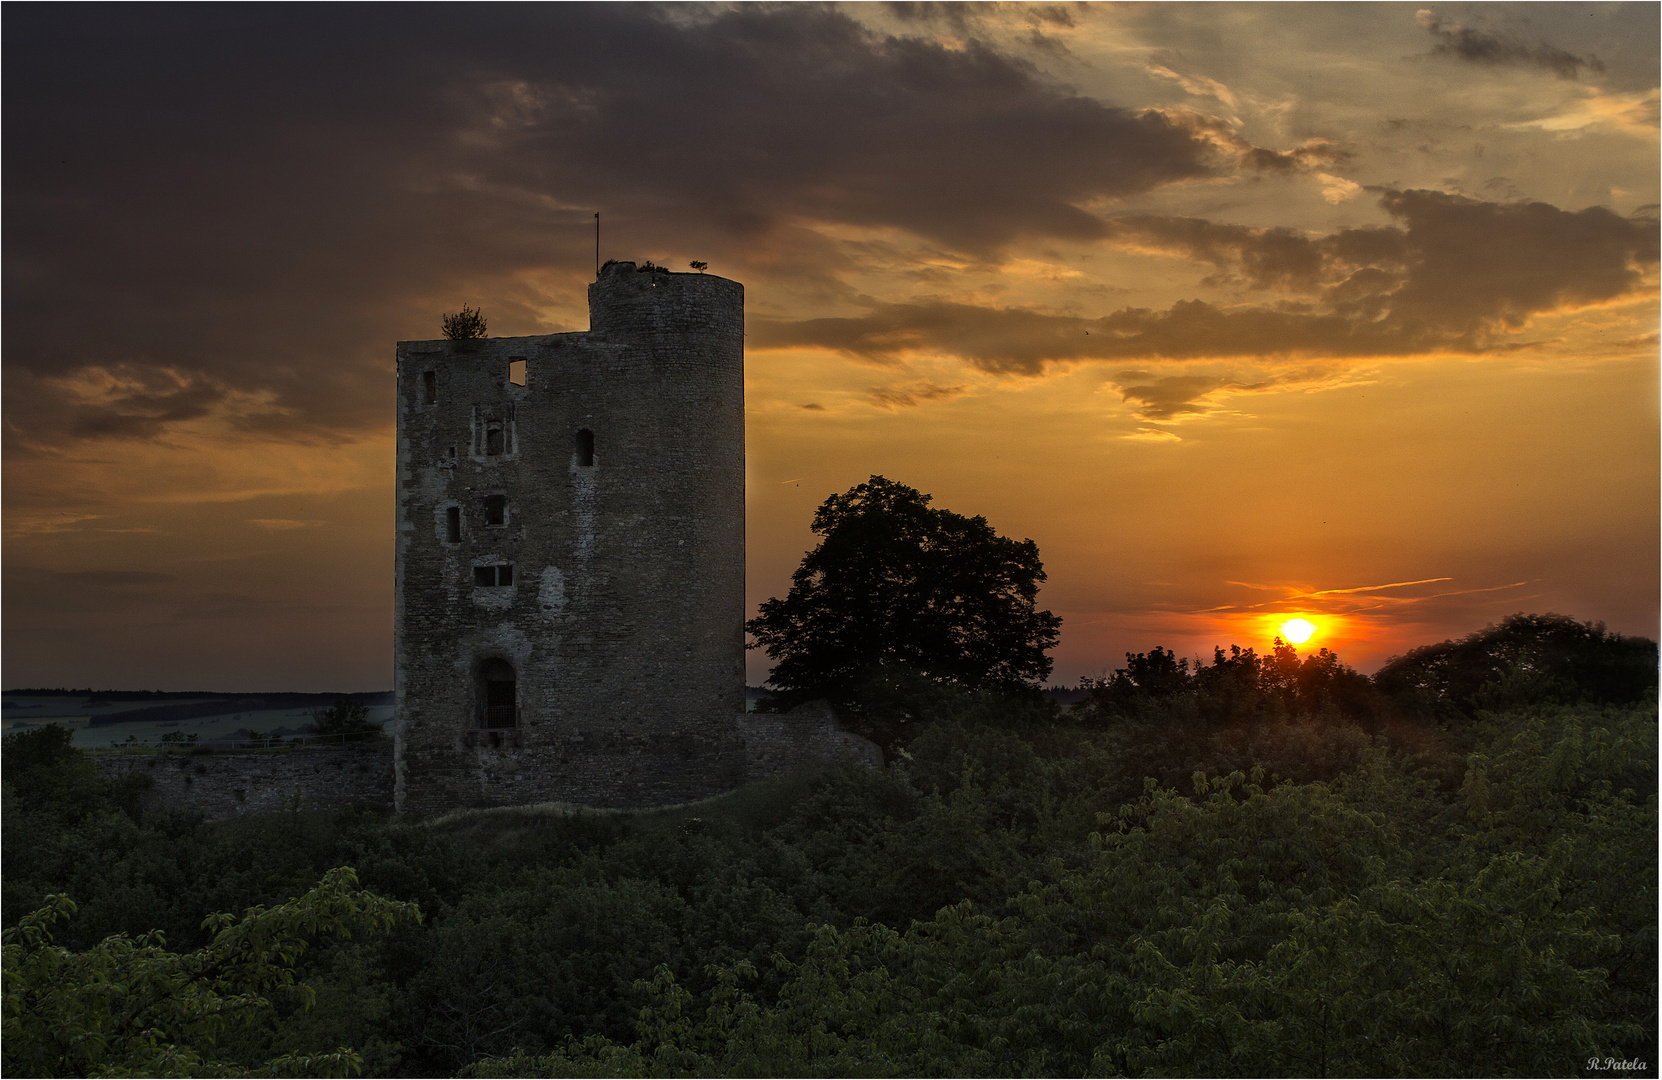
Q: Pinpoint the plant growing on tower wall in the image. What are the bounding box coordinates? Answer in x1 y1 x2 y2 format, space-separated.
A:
441 305 487 339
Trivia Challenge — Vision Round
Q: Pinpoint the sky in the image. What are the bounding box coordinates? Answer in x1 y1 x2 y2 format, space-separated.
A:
4 2 1657 692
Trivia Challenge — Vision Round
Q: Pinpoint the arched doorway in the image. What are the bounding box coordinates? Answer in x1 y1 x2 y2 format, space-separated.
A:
477 658 517 729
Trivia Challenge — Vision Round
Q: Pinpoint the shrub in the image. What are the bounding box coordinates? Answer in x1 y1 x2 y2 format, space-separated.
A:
440 305 488 340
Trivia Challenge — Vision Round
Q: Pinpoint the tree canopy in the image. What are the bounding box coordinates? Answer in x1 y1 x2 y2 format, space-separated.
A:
1374 612 1658 713
3 868 419 1078
746 476 1061 704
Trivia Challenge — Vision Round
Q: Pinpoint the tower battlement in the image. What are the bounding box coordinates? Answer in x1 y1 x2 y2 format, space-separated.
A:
393 267 746 815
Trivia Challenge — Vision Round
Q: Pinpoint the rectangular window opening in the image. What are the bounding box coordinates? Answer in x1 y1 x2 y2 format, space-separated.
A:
423 370 437 405
575 428 595 467
508 358 526 386
473 564 514 587
485 494 506 527
446 507 461 544
486 425 505 456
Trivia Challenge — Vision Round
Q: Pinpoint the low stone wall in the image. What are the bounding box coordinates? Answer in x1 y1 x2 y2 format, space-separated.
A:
97 742 394 820
740 701 883 779
93 708 879 821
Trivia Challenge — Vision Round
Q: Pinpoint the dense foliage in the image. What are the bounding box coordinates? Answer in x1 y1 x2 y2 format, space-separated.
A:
747 476 1062 706
2 617 1654 1077
4 869 417 1078
1375 613 1658 713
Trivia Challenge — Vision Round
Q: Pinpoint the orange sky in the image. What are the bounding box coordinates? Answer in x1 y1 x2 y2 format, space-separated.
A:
5 4 1657 690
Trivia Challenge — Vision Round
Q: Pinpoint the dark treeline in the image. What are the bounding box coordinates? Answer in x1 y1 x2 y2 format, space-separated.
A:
3 614 1656 1077
4 691 395 706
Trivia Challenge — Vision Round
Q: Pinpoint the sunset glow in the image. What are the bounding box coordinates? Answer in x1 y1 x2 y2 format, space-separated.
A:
3 5 1656 691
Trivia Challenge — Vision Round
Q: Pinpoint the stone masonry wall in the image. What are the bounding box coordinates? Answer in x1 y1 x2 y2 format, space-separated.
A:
394 262 747 815
740 702 884 779
93 716 876 822
97 743 395 821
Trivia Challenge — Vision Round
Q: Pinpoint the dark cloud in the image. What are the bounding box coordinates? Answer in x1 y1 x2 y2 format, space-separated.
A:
888 2 1082 32
1240 140 1347 174
1417 9 1605 80
1114 373 1281 420
5 5 1252 453
64 370 230 442
866 380 967 410
755 296 1399 376
756 189 1658 381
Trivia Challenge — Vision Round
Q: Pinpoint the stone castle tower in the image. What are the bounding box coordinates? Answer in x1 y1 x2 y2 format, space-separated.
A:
393 261 747 815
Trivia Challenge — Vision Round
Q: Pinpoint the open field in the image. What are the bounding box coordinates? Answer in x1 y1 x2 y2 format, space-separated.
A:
1 693 392 748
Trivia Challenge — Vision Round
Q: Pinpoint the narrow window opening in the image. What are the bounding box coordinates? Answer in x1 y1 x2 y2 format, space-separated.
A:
497 564 513 586
423 370 437 405
508 358 526 386
485 494 506 526
447 445 456 459
486 424 505 456
478 658 517 729
575 428 595 467
446 507 461 543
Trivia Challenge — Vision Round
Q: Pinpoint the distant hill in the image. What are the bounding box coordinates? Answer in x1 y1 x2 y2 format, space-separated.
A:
3 690 394 726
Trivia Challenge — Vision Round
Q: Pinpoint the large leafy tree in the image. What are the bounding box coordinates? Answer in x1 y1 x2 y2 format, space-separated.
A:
747 476 1061 703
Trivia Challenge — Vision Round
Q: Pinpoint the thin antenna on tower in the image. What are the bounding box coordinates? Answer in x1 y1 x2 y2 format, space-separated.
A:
594 212 600 276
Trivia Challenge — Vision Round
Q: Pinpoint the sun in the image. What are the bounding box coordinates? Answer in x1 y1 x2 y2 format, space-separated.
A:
1279 618 1317 645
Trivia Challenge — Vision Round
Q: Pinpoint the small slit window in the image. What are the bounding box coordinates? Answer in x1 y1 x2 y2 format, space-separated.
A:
446 507 461 543
485 494 506 527
508 358 526 386
575 428 595 467
423 371 437 405
473 564 513 587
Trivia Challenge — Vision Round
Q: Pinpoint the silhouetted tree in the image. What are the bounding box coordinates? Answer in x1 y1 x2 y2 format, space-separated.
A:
1080 647 1193 716
310 698 379 740
441 305 488 339
747 476 1061 706
1374 612 1658 713
1084 639 1377 725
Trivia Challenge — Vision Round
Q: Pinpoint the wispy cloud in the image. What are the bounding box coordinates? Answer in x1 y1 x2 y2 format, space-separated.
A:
1201 577 1532 616
248 518 328 531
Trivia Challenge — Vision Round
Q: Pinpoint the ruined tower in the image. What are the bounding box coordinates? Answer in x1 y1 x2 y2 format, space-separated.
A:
393 261 746 815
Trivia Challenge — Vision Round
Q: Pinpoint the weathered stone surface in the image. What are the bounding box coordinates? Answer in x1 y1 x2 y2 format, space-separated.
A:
91 712 879 822
97 744 394 820
740 701 884 778
394 262 749 815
